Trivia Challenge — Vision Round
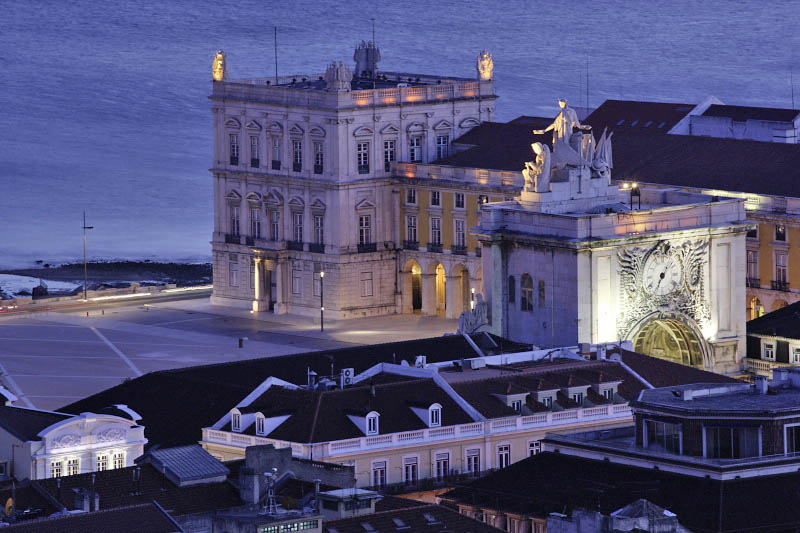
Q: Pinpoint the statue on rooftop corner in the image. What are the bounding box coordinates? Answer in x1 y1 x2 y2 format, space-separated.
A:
458 294 489 334
522 142 551 193
591 128 614 179
354 41 381 78
476 50 494 81
324 61 353 92
212 50 227 82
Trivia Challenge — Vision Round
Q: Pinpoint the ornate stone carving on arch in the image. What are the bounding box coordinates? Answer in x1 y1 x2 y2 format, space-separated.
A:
459 117 481 129
267 122 283 134
309 126 326 138
224 117 241 129
93 427 127 444
246 192 262 205
353 126 374 137
245 120 262 131
51 433 82 450
380 124 400 135
433 119 453 131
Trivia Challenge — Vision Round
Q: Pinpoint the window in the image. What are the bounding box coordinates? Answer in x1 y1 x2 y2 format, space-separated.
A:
430 217 442 245
271 136 281 167
764 342 775 360
430 190 440 206
436 135 450 159
747 225 758 239
231 411 241 431
403 457 418 484
96 454 108 471
250 208 261 238
511 399 522 413
314 215 324 245
455 192 465 209
292 140 303 171
406 215 417 242
776 225 786 241
542 396 552 408
454 219 466 247
112 452 124 469
229 134 239 165
508 276 515 303
357 142 370 173
478 194 488 205
313 270 321 297
250 261 255 288
359 215 372 245
270 210 280 241
572 392 583 405
497 445 511 469
371 461 386 488
230 205 240 236
776 252 788 283
292 269 302 294
429 404 441 427
466 449 480 475
229 259 239 287
314 141 324 173
67 459 80 476
435 452 449 480
250 136 259 167
50 460 62 478
538 280 546 308
256 416 265 435
361 272 374 297
603 389 613 400
409 137 422 162
747 249 758 280
705 426 760 459
292 212 303 243
644 420 682 454
367 413 379 435
406 188 417 205
528 441 541 456
793 347 800 364
521 274 533 311
384 140 396 171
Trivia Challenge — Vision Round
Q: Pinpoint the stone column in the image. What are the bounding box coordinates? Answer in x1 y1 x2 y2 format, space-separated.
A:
400 270 413 314
421 273 437 316
491 241 507 337
252 258 266 312
445 275 462 319
274 260 288 314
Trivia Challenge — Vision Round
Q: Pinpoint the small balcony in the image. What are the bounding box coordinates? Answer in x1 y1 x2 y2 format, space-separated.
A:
287 241 304 251
309 243 325 254
229 156 239 166
244 236 255 246
358 242 377 253
771 279 789 292
271 160 281 170
746 277 760 288
250 158 260 168
451 245 467 255
428 243 443 253
403 240 419 251
293 162 302 172
314 164 323 175
358 164 370 175
224 234 240 244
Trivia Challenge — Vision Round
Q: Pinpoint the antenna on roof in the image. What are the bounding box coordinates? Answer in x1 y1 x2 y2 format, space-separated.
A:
791 69 795 110
586 55 590 115
371 17 377 88
274 26 279 85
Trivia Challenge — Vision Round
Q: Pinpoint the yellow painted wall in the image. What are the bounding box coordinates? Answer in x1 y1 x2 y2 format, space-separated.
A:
441 191 454 248
466 194 478 250
758 223 773 284
789 227 800 290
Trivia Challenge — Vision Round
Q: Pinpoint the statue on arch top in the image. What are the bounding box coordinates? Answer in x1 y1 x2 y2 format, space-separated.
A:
533 98 590 146
476 50 494 81
212 50 228 82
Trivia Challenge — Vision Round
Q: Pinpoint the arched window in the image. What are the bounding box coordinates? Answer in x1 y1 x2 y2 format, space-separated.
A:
366 411 380 435
230 409 241 432
521 275 533 311
508 276 516 303
429 403 442 427
538 280 546 308
255 413 266 436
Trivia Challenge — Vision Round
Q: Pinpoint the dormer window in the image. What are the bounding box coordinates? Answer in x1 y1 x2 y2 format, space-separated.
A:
231 409 241 432
542 397 553 408
602 389 613 400
366 411 379 435
429 404 441 427
255 414 265 436
511 400 522 413
573 392 584 405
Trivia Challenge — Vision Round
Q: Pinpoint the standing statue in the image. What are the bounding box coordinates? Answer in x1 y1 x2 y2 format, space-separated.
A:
324 61 353 92
476 50 494 81
458 294 489 334
522 142 551 193
591 128 614 179
212 50 228 82
533 98 589 146
353 41 381 78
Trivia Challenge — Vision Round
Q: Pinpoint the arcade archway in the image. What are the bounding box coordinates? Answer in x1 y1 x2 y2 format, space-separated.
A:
632 318 706 368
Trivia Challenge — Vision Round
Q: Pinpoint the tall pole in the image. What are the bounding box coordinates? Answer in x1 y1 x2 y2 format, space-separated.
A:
274 26 278 85
320 271 324 332
82 212 93 301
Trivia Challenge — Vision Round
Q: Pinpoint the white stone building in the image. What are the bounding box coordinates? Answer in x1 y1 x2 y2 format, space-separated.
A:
209 45 502 319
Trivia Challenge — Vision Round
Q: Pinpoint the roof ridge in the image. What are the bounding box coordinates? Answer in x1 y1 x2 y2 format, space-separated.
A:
332 503 436 521
449 360 615 386
307 393 324 443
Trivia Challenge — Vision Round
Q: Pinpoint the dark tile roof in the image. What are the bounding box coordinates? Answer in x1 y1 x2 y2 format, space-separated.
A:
141 445 229 483
746 299 800 339
0 482 60 523
323 503 501 533
0 406 72 442
33 463 241 517
614 348 738 389
2 502 181 532
374 495 428 512
702 104 800 122
585 99 695 132
440 451 800 532
230 379 474 442
60 335 523 449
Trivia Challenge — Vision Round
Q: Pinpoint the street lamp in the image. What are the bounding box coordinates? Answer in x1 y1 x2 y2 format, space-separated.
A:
319 270 324 332
82 212 94 301
630 182 641 210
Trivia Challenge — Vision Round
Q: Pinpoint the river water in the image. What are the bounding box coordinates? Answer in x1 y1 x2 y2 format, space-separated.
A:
1 0 797 268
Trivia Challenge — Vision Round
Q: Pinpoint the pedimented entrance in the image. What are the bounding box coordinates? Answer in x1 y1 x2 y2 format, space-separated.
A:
632 317 706 369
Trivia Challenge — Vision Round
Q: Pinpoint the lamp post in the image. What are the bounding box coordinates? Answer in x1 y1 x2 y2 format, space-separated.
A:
630 182 641 210
319 270 324 332
82 212 94 301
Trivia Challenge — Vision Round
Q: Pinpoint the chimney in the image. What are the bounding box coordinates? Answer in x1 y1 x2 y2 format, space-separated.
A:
597 344 607 360
240 467 260 505
755 375 768 395
578 343 591 359
73 489 90 512
681 389 693 401
314 479 321 513
132 466 141 495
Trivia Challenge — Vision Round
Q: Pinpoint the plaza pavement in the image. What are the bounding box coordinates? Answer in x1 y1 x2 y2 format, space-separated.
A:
0 296 457 411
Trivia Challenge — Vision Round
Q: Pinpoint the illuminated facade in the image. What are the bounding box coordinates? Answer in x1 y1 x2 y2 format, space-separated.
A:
209 45 509 319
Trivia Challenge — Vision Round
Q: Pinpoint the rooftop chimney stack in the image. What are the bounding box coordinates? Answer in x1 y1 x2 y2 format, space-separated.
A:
755 375 769 394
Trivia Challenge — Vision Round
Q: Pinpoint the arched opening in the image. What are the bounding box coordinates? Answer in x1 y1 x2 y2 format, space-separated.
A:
435 264 446 316
632 319 705 368
400 259 423 314
749 297 765 320
772 299 788 312
448 264 470 318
